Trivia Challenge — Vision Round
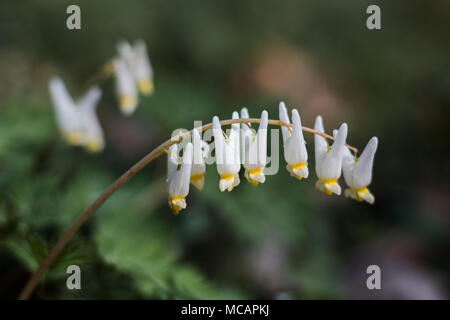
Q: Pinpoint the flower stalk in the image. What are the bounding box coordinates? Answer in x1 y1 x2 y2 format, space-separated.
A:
17 117 357 300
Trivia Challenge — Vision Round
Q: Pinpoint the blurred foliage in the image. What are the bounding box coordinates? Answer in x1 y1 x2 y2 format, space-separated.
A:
0 0 449 299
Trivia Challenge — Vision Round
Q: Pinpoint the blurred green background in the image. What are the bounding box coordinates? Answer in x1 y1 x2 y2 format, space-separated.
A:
0 0 449 299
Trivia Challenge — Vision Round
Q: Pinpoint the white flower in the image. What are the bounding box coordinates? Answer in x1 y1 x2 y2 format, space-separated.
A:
77 86 104 152
167 142 193 215
213 113 241 192
190 128 209 190
49 77 104 152
279 102 309 180
314 116 347 196
240 108 268 186
49 77 83 145
117 39 154 95
341 136 378 204
113 57 138 115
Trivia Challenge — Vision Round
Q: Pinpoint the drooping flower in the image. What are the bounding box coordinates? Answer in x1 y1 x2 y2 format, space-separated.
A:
117 40 154 95
279 102 308 180
213 113 241 192
167 142 193 215
190 128 209 190
49 77 83 145
49 77 104 152
113 56 138 115
314 116 348 196
341 136 378 204
77 86 104 152
240 108 268 186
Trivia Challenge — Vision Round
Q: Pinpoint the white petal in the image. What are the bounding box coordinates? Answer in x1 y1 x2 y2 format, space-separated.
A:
231 111 240 132
167 144 179 176
326 182 341 195
318 123 347 180
314 115 328 158
329 123 347 160
240 107 250 121
49 77 81 137
354 136 378 188
78 86 104 152
191 128 206 179
212 116 225 168
190 175 205 190
345 187 375 204
192 128 204 166
287 164 309 179
167 143 193 198
133 40 153 80
257 110 268 166
285 109 308 165
113 57 138 115
316 179 341 195
240 108 252 162
230 111 241 168
279 101 290 143
219 177 234 192
117 40 134 64
358 189 375 204
77 86 102 110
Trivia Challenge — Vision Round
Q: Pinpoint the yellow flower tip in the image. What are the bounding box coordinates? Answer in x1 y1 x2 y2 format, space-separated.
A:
168 196 186 215
290 162 306 171
170 205 182 215
316 178 341 196
65 131 83 146
84 138 104 153
248 168 262 176
345 187 375 204
190 173 205 190
323 178 338 195
119 95 137 115
219 173 239 192
138 79 154 95
287 162 308 180
290 172 303 180
355 187 369 201
245 168 265 186
220 173 234 181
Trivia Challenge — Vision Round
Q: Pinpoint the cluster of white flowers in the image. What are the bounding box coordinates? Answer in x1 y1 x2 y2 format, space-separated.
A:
49 39 153 152
167 102 378 215
114 39 154 115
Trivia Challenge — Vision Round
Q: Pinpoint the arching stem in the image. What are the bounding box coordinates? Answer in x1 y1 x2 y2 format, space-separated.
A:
17 117 357 300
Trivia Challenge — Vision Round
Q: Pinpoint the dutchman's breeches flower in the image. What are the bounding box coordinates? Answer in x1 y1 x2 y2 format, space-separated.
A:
117 39 154 96
49 77 83 146
28 102 382 299
240 108 268 186
279 102 309 180
213 114 241 192
113 57 138 115
190 128 209 190
314 116 348 196
132 40 154 95
49 77 105 152
167 142 193 215
342 136 378 204
77 86 105 152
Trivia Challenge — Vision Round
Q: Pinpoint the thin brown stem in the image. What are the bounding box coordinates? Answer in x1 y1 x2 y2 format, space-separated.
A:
17 117 357 300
